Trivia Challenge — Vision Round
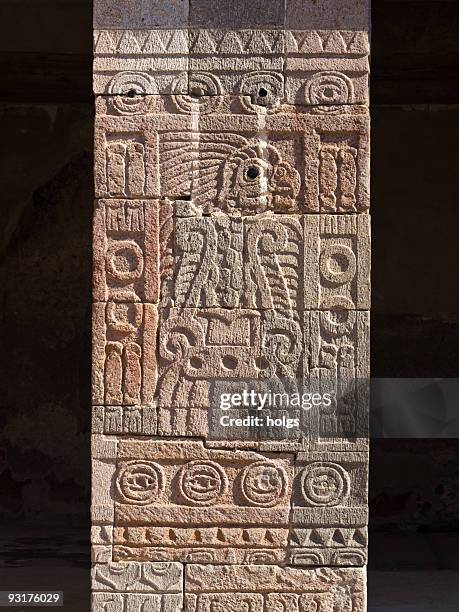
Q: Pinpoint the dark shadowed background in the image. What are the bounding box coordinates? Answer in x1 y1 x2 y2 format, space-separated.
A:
0 0 459 608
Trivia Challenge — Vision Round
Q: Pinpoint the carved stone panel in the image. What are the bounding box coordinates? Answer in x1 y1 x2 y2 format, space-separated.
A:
92 303 158 405
171 213 369 310
93 199 160 303
290 451 368 566
285 30 370 105
93 29 189 95
92 561 183 612
184 564 366 611
94 99 370 213
112 439 293 564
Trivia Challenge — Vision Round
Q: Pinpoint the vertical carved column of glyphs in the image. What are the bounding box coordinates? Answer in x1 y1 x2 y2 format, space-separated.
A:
92 1 370 610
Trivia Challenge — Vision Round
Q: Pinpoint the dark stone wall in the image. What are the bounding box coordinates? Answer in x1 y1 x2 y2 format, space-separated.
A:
0 0 458 557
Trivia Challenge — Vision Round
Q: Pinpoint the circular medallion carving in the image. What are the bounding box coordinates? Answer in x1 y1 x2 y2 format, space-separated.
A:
306 72 353 106
105 241 144 281
116 461 164 505
172 72 223 115
239 71 284 110
240 461 287 507
301 462 350 507
107 72 158 114
108 71 156 96
178 461 228 505
319 243 356 285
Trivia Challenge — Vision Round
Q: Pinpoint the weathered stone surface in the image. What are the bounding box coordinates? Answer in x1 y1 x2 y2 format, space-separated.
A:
190 1 285 28
285 30 369 105
93 199 160 302
92 303 158 405
184 565 366 610
286 1 370 31
304 215 370 309
93 30 189 94
92 593 183 611
95 97 369 212
290 451 368 566
189 30 285 99
112 439 293 563
304 310 370 452
157 406 207 437
94 1 189 29
157 307 302 408
92 405 157 435
171 214 369 310
91 524 113 563
92 435 117 523
92 561 183 592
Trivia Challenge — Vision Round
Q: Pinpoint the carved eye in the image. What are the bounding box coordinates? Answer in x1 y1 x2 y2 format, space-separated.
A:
258 87 268 98
246 166 260 180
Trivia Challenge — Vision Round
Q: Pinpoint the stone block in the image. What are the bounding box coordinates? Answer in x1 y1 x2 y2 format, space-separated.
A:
290 451 368 566
189 1 285 28
188 30 285 99
91 524 113 563
304 215 370 310
93 29 189 94
157 307 304 409
286 0 371 31
92 561 183 611
92 434 118 523
183 106 369 214
94 0 189 29
93 199 160 303
92 303 158 405
171 214 369 310
112 439 293 564
157 406 208 437
184 564 366 611
92 405 157 435
285 30 369 105
303 310 370 451
92 561 183 592
95 97 369 212
93 593 183 611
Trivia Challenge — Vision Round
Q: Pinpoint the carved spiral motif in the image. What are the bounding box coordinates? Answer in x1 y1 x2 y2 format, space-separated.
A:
116 461 164 505
239 71 284 110
107 71 157 114
172 72 223 115
306 72 353 106
301 462 350 506
178 460 228 505
240 461 287 507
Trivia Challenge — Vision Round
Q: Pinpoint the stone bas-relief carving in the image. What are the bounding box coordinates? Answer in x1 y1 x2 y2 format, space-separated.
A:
92 0 370 607
92 561 183 612
94 96 369 213
112 439 293 564
185 564 366 611
157 307 369 403
170 213 370 309
290 451 368 566
92 302 157 405
93 199 160 302
93 28 369 106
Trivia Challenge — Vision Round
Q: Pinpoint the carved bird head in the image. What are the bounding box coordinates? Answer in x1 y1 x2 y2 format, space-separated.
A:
219 141 300 214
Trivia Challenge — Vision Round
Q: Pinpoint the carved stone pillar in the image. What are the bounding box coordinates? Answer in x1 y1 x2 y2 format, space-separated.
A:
92 1 370 610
